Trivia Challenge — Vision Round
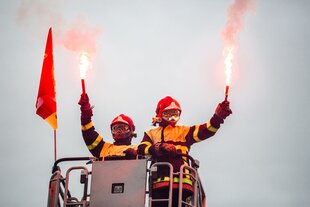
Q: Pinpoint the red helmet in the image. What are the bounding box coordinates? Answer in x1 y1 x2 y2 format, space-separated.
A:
155 96 182 118
110 114 135 132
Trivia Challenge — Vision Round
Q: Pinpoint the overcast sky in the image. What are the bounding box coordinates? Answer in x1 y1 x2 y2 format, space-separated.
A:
1 0 310 206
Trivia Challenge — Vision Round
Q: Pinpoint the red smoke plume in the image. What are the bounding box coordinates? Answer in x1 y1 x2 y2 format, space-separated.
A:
16 0 102 59
222 0 255 47
58 16 101 59
222 0 255 86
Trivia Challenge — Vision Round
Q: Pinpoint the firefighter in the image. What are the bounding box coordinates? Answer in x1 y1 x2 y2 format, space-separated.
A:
138 96 232 207
78 93 137 159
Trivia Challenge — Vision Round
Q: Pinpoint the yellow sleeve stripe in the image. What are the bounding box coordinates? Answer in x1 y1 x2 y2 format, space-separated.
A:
140 141 152 146
193 125 202 142
87 135 103 150
206 120 218 133
81 122 93 131
145 146 151 155
141 141 152 155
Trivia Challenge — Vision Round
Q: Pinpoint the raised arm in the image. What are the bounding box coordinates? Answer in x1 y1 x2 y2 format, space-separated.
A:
186 100 232 145
78 93 105 157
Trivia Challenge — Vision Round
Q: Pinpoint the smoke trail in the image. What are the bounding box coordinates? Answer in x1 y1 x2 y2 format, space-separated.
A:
16 0 64 37
16 0 101 58
222 0 255 86
58 16 101 59
222 0 255 47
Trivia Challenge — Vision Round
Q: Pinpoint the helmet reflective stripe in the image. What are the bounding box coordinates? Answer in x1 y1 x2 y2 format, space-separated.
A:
112 116 129 125
163 101 181 111
110 114 135 132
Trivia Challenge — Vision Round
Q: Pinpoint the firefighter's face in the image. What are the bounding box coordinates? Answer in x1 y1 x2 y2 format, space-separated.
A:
111 123 131 140
162 109 180 125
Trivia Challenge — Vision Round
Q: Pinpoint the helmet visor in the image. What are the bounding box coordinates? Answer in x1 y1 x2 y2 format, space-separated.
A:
162 109 180 122
111 123 130 135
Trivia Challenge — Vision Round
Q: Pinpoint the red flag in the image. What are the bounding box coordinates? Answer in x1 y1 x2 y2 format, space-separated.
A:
36 28 58 130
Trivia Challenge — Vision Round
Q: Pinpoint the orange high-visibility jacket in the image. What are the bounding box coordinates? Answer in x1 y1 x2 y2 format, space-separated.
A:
138 113 224 184
81 121 137 158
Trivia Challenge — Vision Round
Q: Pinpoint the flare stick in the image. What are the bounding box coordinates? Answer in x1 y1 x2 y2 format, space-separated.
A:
81 79 86 95
225 85 229 101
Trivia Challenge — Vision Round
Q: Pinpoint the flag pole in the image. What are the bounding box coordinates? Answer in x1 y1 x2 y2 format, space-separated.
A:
35 27 58 162
54 129 57 162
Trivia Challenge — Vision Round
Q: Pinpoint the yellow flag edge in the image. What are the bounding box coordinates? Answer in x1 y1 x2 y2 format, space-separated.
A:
45 112 58 130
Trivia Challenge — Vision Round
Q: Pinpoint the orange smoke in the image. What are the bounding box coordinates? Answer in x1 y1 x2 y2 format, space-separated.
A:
222 0 255 86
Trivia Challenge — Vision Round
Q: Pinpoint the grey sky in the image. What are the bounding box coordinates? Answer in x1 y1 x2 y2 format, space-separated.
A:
0 0 310 206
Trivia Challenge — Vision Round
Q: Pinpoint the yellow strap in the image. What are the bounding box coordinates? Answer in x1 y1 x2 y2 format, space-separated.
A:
87 135 102 150
206 120 218 133
81 122 93 131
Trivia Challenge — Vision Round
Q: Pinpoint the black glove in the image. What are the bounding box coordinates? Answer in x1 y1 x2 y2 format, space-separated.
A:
123 148 137 159
215 100 232 120
78 93 93 125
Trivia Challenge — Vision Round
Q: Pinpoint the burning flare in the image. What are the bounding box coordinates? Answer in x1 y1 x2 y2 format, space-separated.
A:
79 51 91 79
223 46 234 86
221 0 255 99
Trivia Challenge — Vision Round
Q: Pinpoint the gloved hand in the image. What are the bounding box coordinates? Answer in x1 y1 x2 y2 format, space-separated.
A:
215 100 232 120
150 143 177 157
78 93 91 110
78 93 93 125
123 148 137 159
160 143 177 157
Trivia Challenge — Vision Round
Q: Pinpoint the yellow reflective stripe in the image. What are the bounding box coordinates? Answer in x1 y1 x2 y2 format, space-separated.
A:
206 120 218 133
140 141 152 146
175 146 188 154
81 122 93 131
140 141 152 155
87 135 102 150
184 168 190 177
193 125 201 142
154 177 192 185
145 145 152 155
